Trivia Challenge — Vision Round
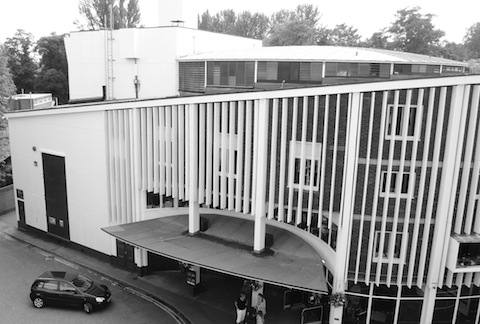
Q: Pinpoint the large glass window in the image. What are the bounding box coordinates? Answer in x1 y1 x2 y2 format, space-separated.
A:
393 64 442 75
206 61 255 87
257 61 323 83
325 62 390 78
371 298 395 324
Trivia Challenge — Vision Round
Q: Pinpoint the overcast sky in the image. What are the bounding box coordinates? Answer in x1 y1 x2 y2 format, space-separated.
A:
0 0 478 44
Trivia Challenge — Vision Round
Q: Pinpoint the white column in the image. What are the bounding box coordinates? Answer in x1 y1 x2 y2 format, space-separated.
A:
188 104 200 234
253 99 269 253
329 93 362 324
421 85 468 323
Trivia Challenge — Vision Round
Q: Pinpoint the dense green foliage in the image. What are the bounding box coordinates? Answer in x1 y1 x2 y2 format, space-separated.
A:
76 0 141 30
35 34 69 104
3 30 37 94
0 46 16 113
199 5 480 62
1 30 69 105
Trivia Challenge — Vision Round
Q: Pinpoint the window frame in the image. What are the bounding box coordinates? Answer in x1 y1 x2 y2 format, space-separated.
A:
373 230 405 264
380 171 412 198
288 140 322 191
385 104 422 141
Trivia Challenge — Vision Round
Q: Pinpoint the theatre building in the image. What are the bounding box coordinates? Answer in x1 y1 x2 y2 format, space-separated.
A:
8 72 480 323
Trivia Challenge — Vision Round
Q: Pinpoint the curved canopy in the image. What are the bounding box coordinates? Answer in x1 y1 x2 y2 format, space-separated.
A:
102 214 328 294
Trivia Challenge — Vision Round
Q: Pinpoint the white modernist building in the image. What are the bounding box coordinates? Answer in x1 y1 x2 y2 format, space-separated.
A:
8 74 480 323
64 26 261 102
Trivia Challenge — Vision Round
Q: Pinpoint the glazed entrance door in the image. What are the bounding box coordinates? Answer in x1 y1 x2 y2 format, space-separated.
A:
116 240 135 271
42 153 70 240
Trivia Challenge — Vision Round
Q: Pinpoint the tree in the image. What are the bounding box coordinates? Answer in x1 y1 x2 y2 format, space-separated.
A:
265 4 322 46
386 7 445 55
437 42 467 61
198 9 270 39
362 31 389 49
265 20 319 46
3 29 37 94
234 11 270 40
35 34 69 104
76 0 141 30
320 24 361 46
0 46 16 113
464 22 480 59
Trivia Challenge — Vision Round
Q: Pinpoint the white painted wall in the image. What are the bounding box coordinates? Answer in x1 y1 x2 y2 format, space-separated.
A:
65 27 261 102
64 32 107 100
9 110 112 255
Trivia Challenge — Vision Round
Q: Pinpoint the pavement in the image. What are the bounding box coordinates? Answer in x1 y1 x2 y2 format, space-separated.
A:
1 210 312 324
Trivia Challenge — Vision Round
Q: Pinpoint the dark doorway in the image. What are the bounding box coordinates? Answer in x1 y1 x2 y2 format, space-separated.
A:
17 200 26 229
42 153 70 240
116 240 135 271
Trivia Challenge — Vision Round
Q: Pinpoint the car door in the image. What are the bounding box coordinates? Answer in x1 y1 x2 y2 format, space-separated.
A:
40 280 60 305
58 282 83 307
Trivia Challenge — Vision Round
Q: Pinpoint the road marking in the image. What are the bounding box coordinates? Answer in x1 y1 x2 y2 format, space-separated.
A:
31 247 78 269
100 276 119 286
124 287 188 324
53 257 79 269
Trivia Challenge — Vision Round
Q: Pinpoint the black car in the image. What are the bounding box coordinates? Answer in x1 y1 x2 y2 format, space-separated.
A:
29 271 112 314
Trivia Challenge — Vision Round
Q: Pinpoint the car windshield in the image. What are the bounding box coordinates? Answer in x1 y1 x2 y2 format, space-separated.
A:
71 274 93 292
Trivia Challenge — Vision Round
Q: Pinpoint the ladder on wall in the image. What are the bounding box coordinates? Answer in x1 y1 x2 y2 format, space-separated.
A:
105 28 115 100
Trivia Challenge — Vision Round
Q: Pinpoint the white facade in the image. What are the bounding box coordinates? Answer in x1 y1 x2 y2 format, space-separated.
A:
8 110 112 254
9 75 480 323
64 27 262 102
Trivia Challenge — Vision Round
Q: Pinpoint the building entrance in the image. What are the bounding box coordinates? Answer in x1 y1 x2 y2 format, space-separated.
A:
42 153 70 240
116 240 135 271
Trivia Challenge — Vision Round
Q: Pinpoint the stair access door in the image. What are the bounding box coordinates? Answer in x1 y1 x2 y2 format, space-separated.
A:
43 153 70 240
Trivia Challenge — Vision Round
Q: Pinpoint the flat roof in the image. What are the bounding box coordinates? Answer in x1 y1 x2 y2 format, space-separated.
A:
10 93 52 100
102 214 329 293
178 45 468 66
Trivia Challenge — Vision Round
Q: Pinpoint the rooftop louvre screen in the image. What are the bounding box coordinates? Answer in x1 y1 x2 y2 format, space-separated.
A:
206 61 255 88
257 61 323 83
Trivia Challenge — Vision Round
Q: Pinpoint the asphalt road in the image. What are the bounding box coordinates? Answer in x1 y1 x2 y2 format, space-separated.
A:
0 221 181 324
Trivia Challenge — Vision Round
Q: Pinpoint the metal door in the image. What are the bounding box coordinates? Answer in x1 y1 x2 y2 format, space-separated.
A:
42 153 70 240
116 240 135 270
17 200 26 229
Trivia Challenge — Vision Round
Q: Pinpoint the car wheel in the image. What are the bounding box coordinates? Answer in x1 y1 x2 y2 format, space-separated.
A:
83 302 93 314
33 297 44 308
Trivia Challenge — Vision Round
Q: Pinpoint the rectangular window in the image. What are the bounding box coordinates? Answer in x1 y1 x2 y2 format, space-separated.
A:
206 61 255 87
348 63 359 77
385 104 419 140
259 61 321 83
257 61 267 80
289 141 322 191
219 148 238 178
293 158 320 188
289 62 300 81
299 62 311 81
146 191 160 208
373 231 404 264
310 62 323 81
266 62 278 80
380 171 411 198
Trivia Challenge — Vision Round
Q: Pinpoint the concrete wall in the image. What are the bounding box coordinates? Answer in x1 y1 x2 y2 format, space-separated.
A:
8 110 112 254
0 184 14 215
65 27 261 102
